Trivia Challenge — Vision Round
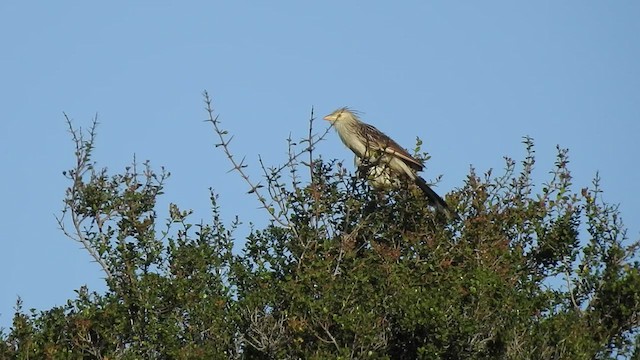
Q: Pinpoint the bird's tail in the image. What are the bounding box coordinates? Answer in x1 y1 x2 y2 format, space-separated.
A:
415 176 459 220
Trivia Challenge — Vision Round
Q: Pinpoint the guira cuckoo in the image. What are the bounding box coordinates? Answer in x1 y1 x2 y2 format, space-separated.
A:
324 107 456 219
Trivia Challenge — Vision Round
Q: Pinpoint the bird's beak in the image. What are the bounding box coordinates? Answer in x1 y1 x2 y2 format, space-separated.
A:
323 115 334 121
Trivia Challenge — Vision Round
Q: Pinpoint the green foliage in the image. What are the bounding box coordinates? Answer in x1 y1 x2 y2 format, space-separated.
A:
1 108 638 359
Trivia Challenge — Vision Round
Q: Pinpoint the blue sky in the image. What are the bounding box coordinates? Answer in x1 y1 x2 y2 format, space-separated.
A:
1 2 638 330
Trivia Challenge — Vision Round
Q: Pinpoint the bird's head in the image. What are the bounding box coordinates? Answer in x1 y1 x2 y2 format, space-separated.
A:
323 107 357 124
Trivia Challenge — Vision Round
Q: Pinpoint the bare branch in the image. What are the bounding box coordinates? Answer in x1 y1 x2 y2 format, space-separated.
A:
203 91 331 229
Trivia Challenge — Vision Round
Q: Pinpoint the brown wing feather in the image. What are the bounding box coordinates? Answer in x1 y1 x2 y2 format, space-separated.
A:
360 123 424 171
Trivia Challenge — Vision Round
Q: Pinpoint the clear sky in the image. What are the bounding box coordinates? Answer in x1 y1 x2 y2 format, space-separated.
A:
1 2 638 330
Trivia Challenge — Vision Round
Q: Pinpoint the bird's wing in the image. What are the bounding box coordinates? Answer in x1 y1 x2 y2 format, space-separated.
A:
360 123 424 171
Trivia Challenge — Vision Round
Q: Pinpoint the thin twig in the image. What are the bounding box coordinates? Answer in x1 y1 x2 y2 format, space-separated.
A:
307 106 316 182
203 91 332 228
203 92 286 227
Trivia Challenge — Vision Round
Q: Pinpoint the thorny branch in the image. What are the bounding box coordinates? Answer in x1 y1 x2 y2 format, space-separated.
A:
203 91 332 229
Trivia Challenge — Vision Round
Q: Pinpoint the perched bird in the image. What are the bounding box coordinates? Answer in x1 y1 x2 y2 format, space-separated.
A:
324 107 456 219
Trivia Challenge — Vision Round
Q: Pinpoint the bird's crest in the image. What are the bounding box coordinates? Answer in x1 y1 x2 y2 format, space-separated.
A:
330 107 363 119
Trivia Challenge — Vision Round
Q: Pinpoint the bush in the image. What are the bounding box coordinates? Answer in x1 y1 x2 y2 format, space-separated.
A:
1 94 638 359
